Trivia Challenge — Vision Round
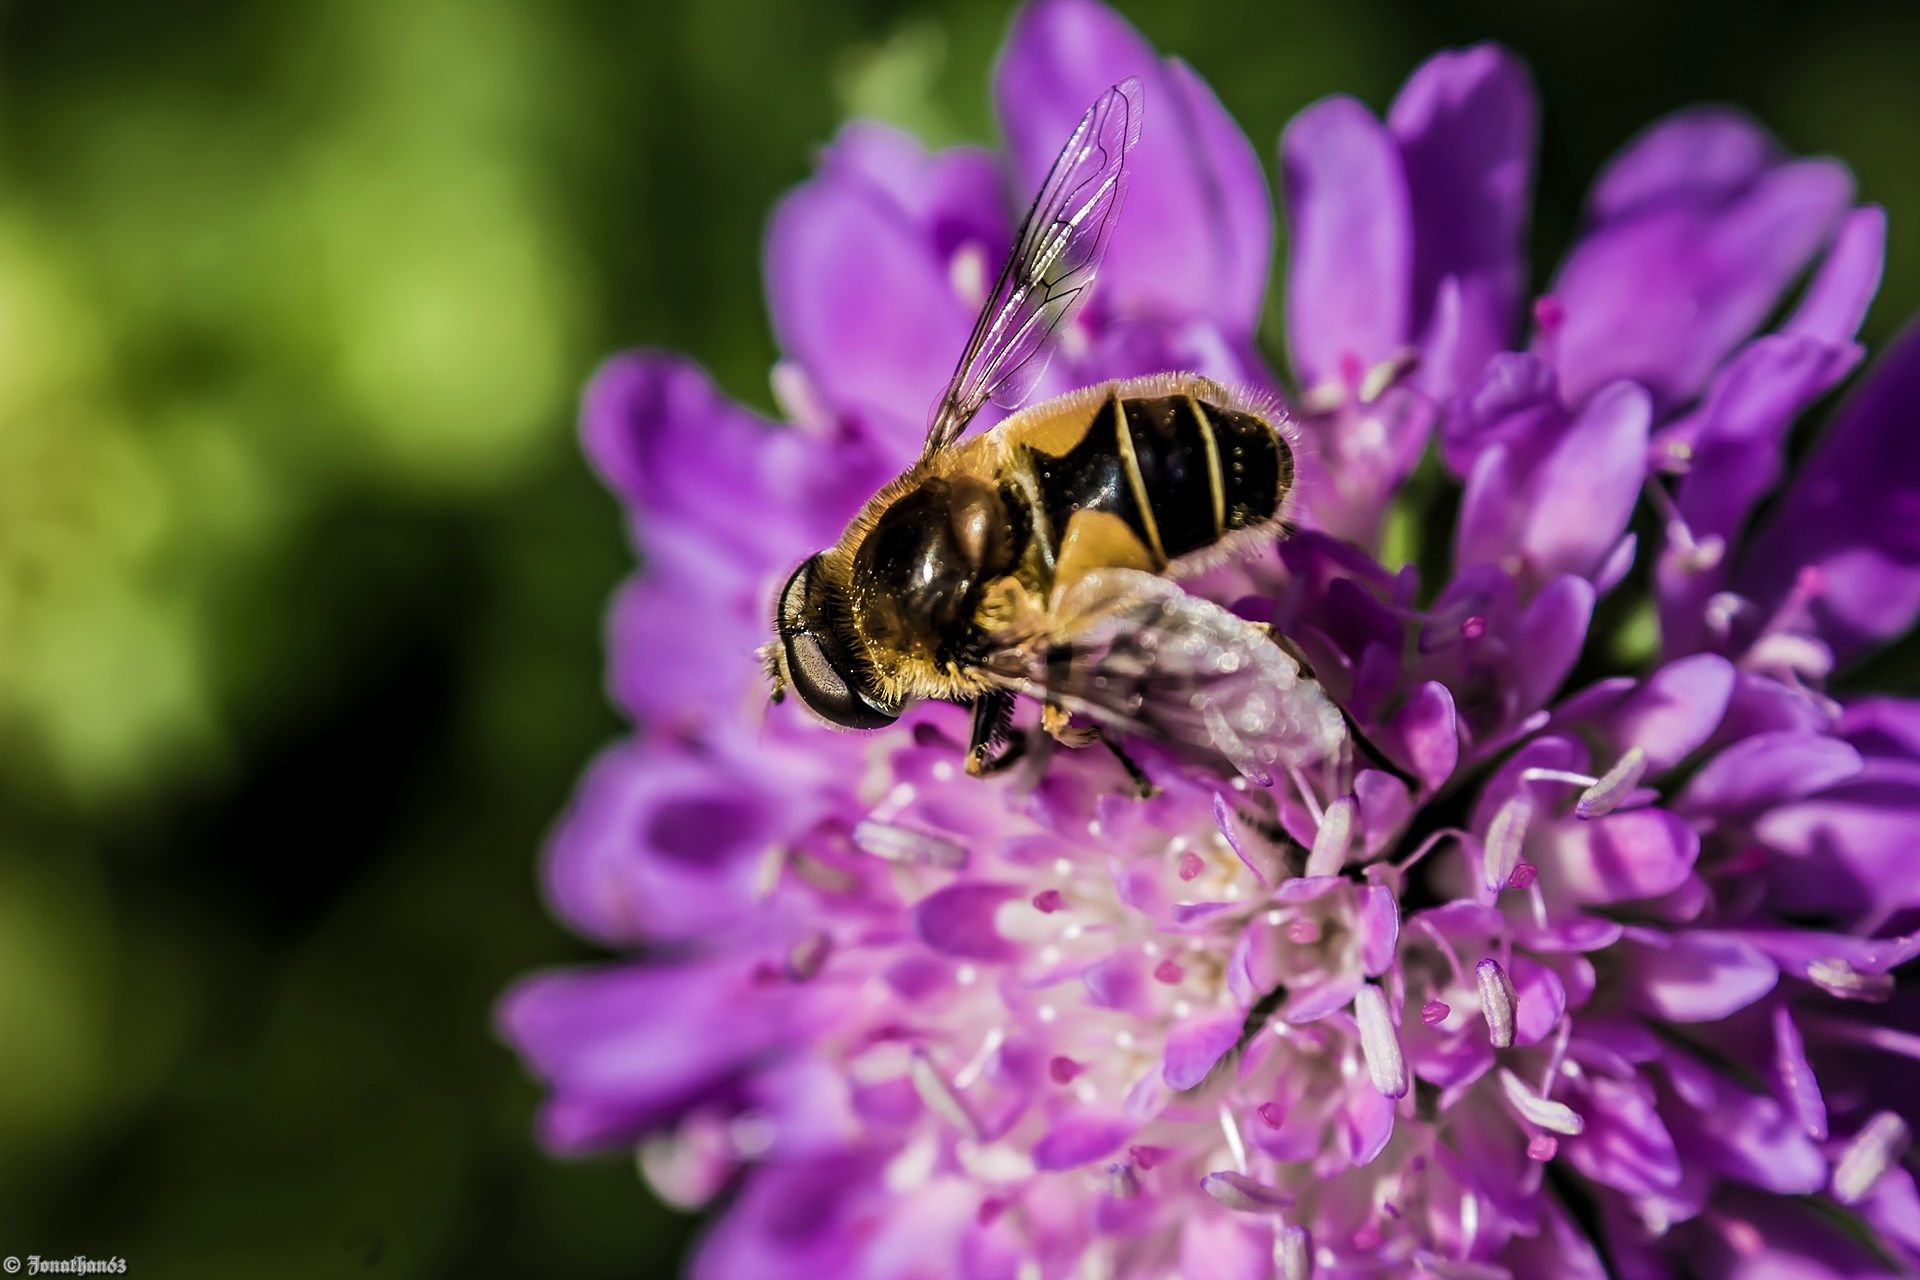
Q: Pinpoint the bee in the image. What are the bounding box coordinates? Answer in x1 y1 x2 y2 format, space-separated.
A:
766 79 1344 785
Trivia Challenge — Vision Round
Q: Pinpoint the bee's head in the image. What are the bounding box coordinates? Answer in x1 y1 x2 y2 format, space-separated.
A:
766 554 900 730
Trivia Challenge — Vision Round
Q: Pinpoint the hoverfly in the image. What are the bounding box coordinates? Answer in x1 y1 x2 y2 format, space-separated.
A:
766 79 1344 786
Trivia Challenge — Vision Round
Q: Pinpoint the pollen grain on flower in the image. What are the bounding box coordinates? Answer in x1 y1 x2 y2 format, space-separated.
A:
502 0 1920 1275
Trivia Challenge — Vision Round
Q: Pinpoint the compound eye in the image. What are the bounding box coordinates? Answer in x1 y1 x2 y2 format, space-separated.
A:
776 556 899 731
784 628 899 729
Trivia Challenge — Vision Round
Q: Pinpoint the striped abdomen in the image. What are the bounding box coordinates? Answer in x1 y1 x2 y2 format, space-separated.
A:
1022 389 1291 570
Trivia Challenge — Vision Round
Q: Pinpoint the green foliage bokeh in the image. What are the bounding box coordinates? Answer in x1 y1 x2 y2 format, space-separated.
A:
1 0 1916 1276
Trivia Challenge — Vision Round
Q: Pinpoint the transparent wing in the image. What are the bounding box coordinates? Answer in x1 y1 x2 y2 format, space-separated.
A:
922 77 1144 458
1032 569 1347 785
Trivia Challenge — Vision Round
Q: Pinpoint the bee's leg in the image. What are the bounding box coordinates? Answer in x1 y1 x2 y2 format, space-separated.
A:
1096 731 1159 800
1041 645 1099 748
965 690 1025 777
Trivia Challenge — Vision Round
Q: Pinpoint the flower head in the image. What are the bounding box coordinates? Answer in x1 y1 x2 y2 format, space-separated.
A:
504 1 1920 1275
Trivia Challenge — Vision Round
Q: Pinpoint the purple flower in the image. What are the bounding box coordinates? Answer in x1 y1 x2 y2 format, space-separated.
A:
504 1 1920 1275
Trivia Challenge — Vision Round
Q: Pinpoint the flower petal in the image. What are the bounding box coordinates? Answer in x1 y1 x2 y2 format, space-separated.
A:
500 961 805 1153
767 131 990 442
996 0 1270 330
1033 1113 1133 1170
1546 109 1853 410
1562 1073 1681 1197
1516 380 1653 581
1554 654 1736 772
1621 930 1778 1022
1357 884 1401 977
1562 807 1700 906
912 883 1022 961
1679 732 1864 815
1785 204 1887 343
1161 1013 1245 1089
1382 680 1460 790
543 742 778 946
1515 576 1597 715
1281 94 1411 389
1736 323 1920 661
1658 332 1866 652
1387 44 1537 393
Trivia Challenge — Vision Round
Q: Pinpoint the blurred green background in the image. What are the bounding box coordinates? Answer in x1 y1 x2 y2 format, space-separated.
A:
2 0 1917 1275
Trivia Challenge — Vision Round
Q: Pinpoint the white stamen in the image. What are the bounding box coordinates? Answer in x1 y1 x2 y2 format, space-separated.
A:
1520 767 1600 789
1275 1226 1313 1280
1749 631 1836 682
1645 476 1724 572
770 360 832 433
910 1053 976 1136
1476 958 1516 1049
1286 766 1323 824
1306 796 1355 877
729 1114 775 1158
1052 857 1074 877
1480 796 1533 893
1498 1067 1586 1135
1354 984 1407 1098
869 782 918 822
1037 1003 1058 1023
785 931 831 981
752 844 787 901
1396 826 1468 875
1575 747 1648 820
952 1027 1005 1090
1201 1170 1292 1213
956 964 979 986
1705 591 1751 638
1809 957 1894 1002
948 242 990 308
1220 1102 1249 1174
853 818 966 869
1833 1112 1909 1205
1358 349 1417 404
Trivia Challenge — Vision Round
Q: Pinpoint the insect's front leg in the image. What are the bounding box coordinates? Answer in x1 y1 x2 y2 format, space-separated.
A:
964 689 1027 777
